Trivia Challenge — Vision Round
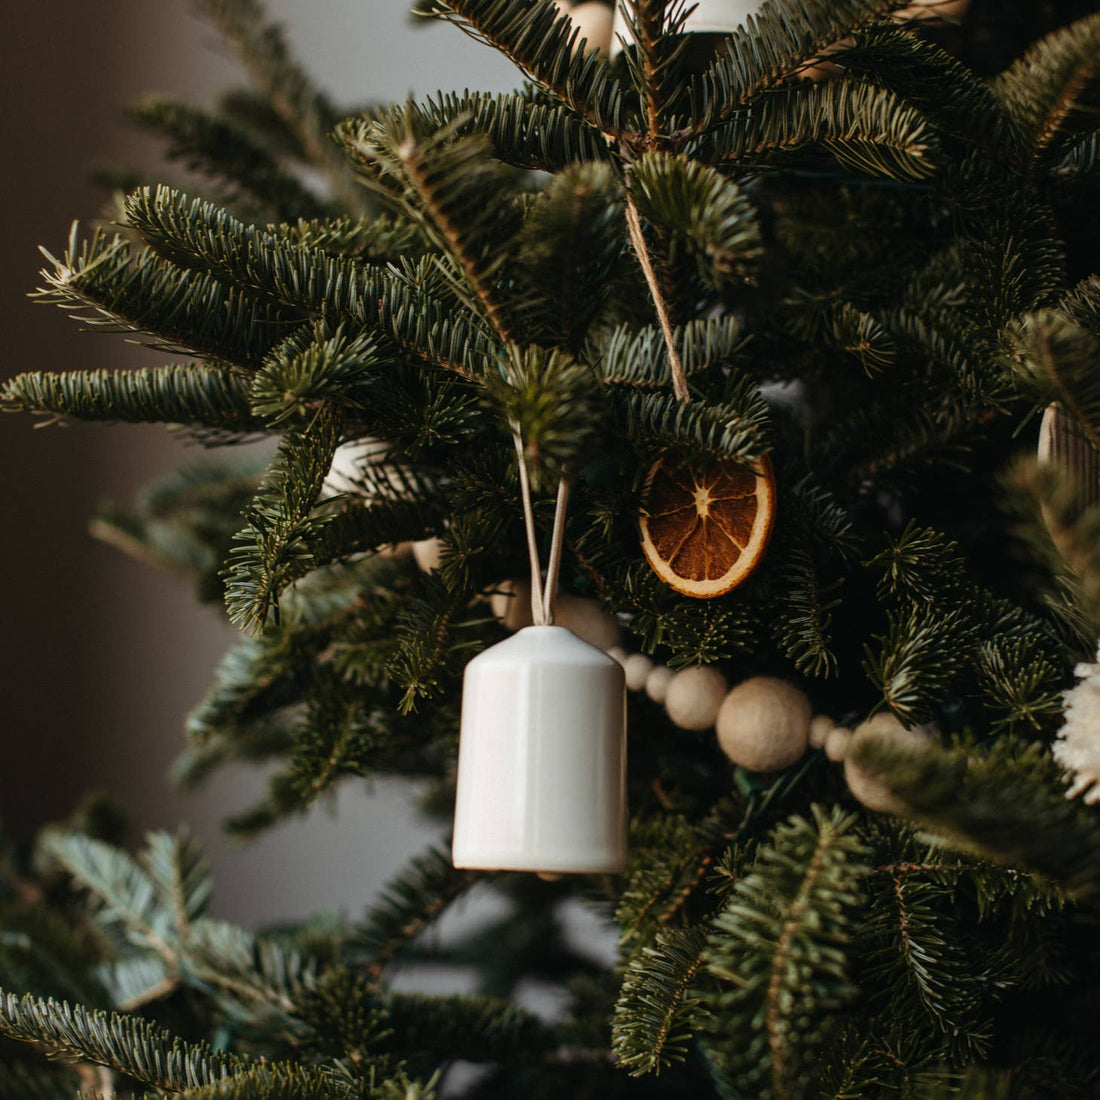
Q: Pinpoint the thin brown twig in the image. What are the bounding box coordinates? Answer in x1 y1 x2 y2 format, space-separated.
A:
624 195 689 401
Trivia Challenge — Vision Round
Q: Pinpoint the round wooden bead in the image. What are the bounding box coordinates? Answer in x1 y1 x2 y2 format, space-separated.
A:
411 537 444 573
645 664 674 705
489 580 535 632
808 714 835 750
623 653 653 692
665 666 729 731
567 1 614 55
553 595 622 652
607 646 628 668
844 713 929 813
894 0 969 22
824 726 853 762
715 677 811 771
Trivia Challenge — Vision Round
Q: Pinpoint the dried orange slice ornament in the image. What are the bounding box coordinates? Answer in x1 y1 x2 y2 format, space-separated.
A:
639 453 776 598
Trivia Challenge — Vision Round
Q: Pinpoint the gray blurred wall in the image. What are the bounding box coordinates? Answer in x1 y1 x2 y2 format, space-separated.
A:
0 2 516 926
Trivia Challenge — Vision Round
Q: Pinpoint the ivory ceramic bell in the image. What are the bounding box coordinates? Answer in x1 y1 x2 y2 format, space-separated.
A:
452 625 627 874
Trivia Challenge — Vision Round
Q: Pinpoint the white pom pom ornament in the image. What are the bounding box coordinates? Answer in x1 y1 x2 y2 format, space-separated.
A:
714 676 811 772
665 666 729 730
1054 654 1100 803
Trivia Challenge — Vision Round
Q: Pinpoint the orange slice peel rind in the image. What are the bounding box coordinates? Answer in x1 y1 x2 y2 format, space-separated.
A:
639 452 776 598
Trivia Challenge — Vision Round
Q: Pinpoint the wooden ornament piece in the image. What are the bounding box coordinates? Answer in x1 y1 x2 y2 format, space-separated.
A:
665 666 729 730
411 537 444 573
1038 401 1100 503
553 594 622 651
715 676 811 771
640 454 776 598
844 713 929 813
622 653 653 692
645 664 674 704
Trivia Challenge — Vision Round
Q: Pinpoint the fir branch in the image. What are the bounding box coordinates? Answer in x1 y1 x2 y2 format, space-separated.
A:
127 96 330 222
615 815 716 948
429 0 627 134
629 151 763 290
33 227 297 369
616 382 770 462
380 992 553 1063
1003 310 1100 452
834 25 1005 148
1056 130 1100 179
861 865 990 1059
351 847 480 976
0 364 266 437
863 601 978 723
420 89 614 172
39 834 169 954
611 925 709 1077
773 545 840 678
992 13 1100 162
250 326 392 424
126 187 498 379
338 108 522 345
693 81 939 182
195 0 363 213
489 346 604 491
701 806 868 1100
687 0 913 130
166 1063 351 1100
592 316 745 389
849 734 1100 900
142 831 213 938
516 161 624 350
222 405 342 635
616 0 694 141
0 991 241 1091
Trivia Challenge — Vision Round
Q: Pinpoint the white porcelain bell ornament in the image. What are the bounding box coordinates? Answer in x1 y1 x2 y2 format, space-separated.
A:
452 625 627 873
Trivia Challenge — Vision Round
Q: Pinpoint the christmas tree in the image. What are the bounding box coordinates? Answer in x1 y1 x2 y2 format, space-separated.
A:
5 0 1100 1095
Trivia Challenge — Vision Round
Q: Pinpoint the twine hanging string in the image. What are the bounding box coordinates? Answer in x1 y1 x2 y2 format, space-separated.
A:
512 426 570 626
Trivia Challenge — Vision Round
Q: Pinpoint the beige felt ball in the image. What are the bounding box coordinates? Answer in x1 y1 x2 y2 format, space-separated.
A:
489 580 535 632
824 726 853 762
567 1 614 55
894 0 969 23
607 645 628 668
844 713 930 813
411 537 444 573
645 664 674 705
666 666 729 731
553 595 622 651
622 653 653 692
715 677 811 771
808 714 835 750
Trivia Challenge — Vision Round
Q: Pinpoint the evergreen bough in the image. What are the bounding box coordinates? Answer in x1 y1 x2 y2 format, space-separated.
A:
4 1 1100 1096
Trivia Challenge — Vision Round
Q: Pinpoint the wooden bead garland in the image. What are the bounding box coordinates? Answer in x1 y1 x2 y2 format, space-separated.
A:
552 0 614 55
645 664 674 704
843 713 930 813
715 676 811 771
665 666 729 731
622 653 653 693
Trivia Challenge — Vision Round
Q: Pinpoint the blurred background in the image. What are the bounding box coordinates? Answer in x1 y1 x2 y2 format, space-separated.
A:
0 1 518 927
